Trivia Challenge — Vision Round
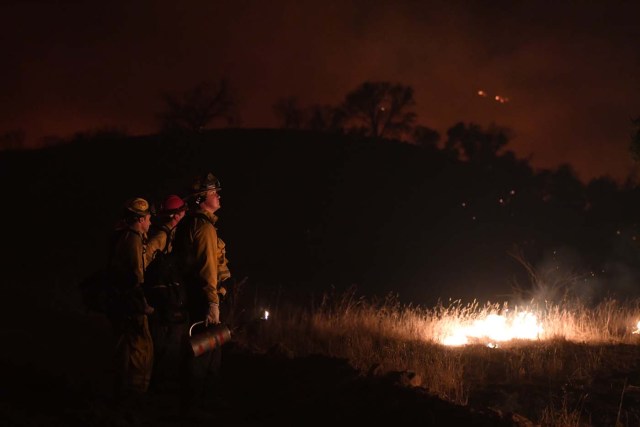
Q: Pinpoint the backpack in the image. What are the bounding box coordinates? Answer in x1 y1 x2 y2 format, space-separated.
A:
144 228 187 323
78 228 145 317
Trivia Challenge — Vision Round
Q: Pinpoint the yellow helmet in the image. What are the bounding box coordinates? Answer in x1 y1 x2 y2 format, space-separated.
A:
124 197 150 217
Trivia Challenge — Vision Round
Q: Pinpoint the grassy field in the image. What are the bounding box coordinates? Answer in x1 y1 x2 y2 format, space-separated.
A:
4 275 640 425
236 288 640 426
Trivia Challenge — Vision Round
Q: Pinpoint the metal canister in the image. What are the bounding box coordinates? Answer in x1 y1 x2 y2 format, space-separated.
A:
188 321 232 357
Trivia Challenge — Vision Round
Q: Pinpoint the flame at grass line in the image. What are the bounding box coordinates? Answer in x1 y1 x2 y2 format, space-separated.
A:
442 311 543 346
633 320 640 334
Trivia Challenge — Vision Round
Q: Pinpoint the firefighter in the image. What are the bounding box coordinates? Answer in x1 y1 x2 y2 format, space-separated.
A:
144 194 188 391
108 197 155 410
145 194 187 267
173 172 231 416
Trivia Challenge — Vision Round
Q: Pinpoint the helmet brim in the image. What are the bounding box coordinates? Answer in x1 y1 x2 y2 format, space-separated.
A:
187 186 221 198
160 204 188 215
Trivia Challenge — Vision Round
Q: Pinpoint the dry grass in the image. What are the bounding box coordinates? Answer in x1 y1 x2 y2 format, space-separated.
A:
236 288 640 426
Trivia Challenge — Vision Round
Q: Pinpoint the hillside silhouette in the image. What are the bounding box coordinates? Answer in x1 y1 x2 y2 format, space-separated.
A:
3 128 640 310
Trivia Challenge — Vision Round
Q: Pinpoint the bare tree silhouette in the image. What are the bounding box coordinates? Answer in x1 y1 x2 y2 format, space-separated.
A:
630 116 640 161
444 122 510 163
157 80 236 133
273 97 305 129
0 129 25 149
342 81 417 138
306 104 346 133
412 125 440 148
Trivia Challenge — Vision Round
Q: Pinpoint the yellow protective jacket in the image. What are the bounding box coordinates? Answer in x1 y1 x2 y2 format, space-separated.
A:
144 223 174 267
109 227 147 314
174 209 230 305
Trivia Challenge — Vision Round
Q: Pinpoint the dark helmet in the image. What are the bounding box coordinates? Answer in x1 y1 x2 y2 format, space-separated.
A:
190 172 221 197
124 197 151 217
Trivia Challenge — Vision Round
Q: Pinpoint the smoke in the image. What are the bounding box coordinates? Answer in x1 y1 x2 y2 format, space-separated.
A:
527 246 587 303
513 240 640 306
600 227 640 300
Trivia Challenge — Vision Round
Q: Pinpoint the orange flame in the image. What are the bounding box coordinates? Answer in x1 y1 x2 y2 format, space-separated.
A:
442 311 543 346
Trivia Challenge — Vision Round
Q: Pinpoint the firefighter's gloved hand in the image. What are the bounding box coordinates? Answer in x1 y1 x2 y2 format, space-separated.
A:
205 302 220 326
217 286 227 302
143 296 155 315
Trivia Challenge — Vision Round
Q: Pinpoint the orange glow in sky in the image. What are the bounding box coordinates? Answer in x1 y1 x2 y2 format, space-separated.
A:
1 1 639 182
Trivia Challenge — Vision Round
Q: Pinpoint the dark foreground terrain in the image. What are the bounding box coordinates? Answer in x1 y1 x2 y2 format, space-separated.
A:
0 305 531 427
4 295 640 426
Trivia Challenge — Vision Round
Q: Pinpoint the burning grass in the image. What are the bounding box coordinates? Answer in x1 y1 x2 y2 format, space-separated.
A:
237 290 640 425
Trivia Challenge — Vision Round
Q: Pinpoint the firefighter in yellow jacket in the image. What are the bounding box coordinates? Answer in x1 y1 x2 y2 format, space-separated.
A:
173 172 231 415
108 197 154 407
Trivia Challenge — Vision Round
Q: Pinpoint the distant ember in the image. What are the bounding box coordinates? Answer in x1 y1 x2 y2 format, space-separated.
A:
476 89 509 104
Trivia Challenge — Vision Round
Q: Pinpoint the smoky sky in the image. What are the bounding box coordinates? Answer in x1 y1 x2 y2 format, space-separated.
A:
2 0 640 182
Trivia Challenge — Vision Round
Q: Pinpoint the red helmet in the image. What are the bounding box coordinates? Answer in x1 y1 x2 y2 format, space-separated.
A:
160 195 187 214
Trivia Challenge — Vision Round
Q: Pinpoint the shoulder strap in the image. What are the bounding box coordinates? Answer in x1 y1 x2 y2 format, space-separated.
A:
162 226 172 253
157 225 173 253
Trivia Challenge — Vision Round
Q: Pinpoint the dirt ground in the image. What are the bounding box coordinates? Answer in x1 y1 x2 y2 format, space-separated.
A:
4 299 640 426
0 306 532 427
